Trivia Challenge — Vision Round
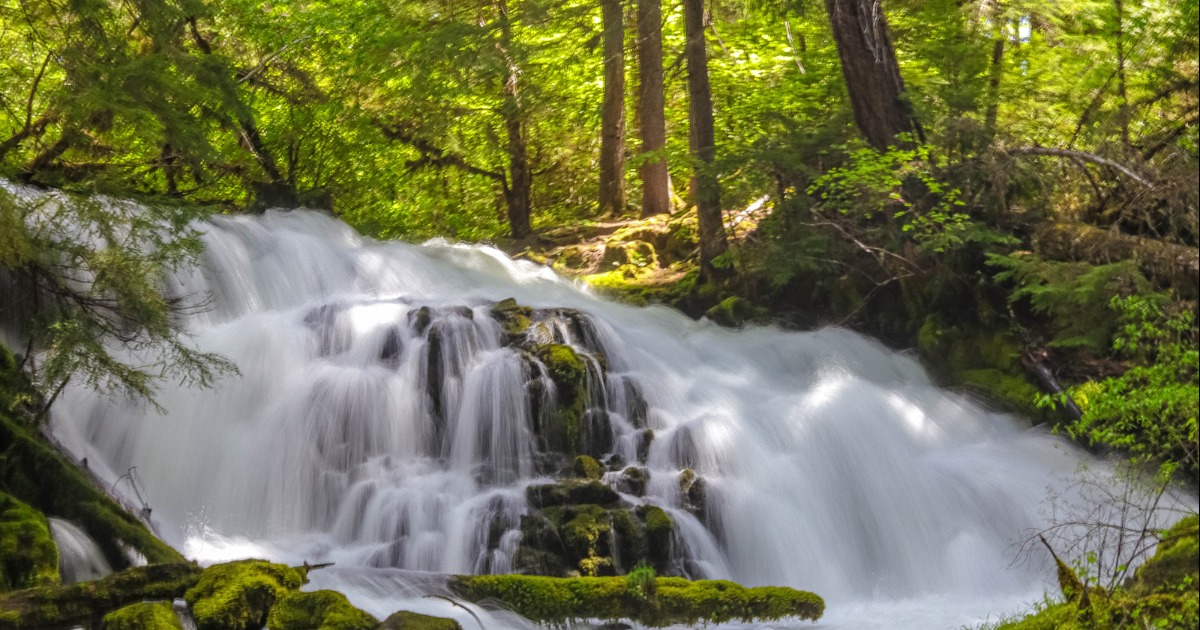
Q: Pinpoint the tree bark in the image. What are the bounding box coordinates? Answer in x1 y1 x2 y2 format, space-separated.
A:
683 0 728 281
599 0 627 216
1033 221 1200 292
636 0 671 217
498 0 533 239
824 0 920 150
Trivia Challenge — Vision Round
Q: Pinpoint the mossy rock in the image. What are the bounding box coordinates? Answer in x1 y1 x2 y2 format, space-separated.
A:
184 560 306 630
526 480 619 509
0 492 59 592
704 296 768 328
616 466 648 497
267 590 378 630
491 298 533 345
448 574 823 627
0 562 200 630
636 505 673 568
572 455 604 480
601 240 658 270
561 505 615 576
530 343 587 455
997 514 1199 629
103 601 183 630
1129 514 1199 596
380 610 462 630
0 408 183 569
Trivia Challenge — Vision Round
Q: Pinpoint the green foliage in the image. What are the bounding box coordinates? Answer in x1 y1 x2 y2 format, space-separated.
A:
0 394 183 566
449 574 823 627
809 141 1005 254
626 562 656 601
183 560 306 630
0 493 59 592
102 601 184 630
267 590 378 630
1046 297 1198 476
1 187 234 408
988 515 1199 630
990 254 1158 351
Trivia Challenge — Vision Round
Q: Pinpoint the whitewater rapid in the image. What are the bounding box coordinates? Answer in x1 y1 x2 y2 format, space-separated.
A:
39 208 1179 629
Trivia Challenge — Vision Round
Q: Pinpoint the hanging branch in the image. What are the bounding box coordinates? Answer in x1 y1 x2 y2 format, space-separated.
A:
1004 146 1154 188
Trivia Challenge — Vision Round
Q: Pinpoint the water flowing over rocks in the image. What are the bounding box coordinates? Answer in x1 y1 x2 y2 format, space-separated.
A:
28 208 1192 628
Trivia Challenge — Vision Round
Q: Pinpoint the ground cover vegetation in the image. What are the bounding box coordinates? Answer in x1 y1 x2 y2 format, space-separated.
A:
0 0 1197 627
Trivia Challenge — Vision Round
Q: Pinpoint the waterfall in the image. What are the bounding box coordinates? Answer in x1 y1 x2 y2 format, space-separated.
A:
35 206 1190 629
48 518 114 584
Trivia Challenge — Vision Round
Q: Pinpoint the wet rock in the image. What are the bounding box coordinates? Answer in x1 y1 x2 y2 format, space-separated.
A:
526 480 620 509
572 455 604 481
381 610 462 630
379 327 403 367
635 429 654 464
491 298 533 345
678 469 707 517
615 467 648 497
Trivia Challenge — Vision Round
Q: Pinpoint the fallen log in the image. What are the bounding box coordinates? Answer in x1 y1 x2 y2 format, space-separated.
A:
1033 221 1200 293
0 563 201 630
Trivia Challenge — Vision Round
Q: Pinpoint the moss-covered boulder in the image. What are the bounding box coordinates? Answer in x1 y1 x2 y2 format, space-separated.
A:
916 315 1045 419
704 296 768 328
526 480 619 509
601 240 658 270
996 514 1199 629
0 409 183 570
103 601 184 630
530 343 587 455
491 298 533 345
380 610 461 630
572 455 604 481
615 466 648 497
0 492 59 592
184 560 306 630
267 589 379 630
0 562 200 630
1129 514 1199 596
448 574 823 627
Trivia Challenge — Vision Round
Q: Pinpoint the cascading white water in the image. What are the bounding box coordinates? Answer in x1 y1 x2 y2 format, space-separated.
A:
48 518 114 584
36 206 1190 628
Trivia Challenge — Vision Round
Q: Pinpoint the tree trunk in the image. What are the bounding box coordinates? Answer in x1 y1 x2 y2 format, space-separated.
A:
498 0 533 239
599 0 627 216
824 0 920 151
683 0 728 281
982 13 1005 146
636 0 671 217
1033 221 1200 292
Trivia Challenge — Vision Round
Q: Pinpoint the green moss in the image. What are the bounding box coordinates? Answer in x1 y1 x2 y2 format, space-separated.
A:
103 601 183 630
532 343 587 455
448 574 823 627
572 455 604 480
267 590 378 630
491 298 533 344
1130 515 1199 596
562 505 614 576
703 296 768 328
996 514 1199 629
380 610 462 629
637 505 673 568
0 492 59 592
0 562 200 630
184 560 306 630
526 480 619 508
0 407 183 568
601 240 658 270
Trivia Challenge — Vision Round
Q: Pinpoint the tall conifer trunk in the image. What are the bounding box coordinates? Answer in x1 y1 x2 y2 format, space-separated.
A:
682 0 728 280
825 0 920 150
599 0 627 216
636 0 671 217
